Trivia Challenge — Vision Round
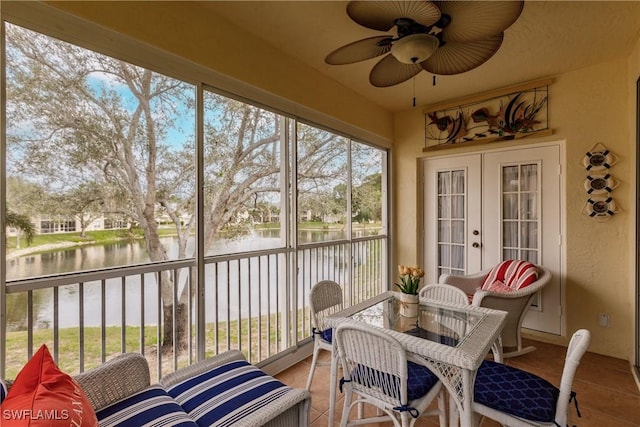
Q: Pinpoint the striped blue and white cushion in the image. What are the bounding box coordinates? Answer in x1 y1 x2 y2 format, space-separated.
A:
96 385 198 427
0 379 7 403
167 360 292 427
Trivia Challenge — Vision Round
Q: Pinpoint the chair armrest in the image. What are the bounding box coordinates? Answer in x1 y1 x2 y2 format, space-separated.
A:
439 271 487 295
74 352 151 411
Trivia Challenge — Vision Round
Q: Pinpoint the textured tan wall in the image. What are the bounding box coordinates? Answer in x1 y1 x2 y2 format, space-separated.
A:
394 57 636 360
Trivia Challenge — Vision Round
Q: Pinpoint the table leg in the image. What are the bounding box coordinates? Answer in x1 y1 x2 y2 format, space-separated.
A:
460 369 473 427
328 345 338 427
491 336 503 363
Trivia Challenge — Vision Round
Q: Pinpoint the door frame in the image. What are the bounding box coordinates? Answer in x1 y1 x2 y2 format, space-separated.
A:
634 76 640 375
418 140 567 336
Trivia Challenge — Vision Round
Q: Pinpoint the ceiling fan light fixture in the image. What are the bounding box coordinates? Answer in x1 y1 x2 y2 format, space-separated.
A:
391 33 439 64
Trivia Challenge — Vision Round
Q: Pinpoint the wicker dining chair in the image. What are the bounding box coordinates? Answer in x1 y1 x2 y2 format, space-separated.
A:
305 280 343 390
334 322 446 427
419 283 469 305
466 329 591 427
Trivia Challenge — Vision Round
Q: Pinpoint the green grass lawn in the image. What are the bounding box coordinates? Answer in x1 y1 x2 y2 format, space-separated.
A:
3 309 309 379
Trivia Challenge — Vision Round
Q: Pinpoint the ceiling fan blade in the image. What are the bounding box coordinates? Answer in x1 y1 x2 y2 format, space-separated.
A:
422 33 503 75
434 1 524 43
369 54 423 87
325 36 393 65
347 1 440 32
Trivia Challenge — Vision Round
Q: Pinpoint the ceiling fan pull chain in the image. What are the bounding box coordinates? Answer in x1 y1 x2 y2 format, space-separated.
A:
413 77 416 107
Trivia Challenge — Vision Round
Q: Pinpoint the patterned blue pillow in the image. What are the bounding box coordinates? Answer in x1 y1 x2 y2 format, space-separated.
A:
166 360 292 427
0 379 7 403
96 385 197 427
350 361 439 401
474 360 560 423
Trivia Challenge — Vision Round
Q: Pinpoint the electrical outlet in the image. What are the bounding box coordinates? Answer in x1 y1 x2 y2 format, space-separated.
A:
598 313 610 327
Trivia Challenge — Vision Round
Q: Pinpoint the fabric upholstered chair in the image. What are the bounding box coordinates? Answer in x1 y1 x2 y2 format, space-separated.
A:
334 322 446 427
305 280 343 390
470 329 591 427
439 260 552 358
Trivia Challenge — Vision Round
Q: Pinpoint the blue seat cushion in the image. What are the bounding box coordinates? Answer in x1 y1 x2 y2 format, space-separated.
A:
166 359 292 427
321 328 333 343
96 385 198 427
474 360 559 423
350 361 439 401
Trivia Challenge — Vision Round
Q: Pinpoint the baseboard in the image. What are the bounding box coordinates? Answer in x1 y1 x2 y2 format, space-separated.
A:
257 341 313 377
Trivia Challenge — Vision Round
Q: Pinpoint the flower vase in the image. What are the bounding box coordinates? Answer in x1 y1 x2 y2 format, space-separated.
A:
399 293 419 317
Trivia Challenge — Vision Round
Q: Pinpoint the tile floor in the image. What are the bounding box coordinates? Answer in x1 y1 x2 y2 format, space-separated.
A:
275 338 640 426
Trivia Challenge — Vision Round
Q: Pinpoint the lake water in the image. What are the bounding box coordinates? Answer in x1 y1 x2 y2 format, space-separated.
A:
5 228 380 330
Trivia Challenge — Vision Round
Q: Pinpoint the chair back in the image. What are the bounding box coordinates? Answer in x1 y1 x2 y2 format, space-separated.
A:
309 280 343 332
335 322 408 406
419 284 469 305
554 329 591 426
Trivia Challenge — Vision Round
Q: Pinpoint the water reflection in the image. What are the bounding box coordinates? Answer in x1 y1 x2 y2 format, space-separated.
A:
5 229 380 330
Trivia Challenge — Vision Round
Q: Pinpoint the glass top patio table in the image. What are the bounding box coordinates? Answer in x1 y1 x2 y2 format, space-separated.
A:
325 290 507 427
348 294 485 348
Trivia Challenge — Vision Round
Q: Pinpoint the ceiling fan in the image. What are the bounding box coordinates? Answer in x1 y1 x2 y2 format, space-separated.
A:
325 1 524 87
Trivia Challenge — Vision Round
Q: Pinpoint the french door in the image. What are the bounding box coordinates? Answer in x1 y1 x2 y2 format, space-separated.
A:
422 143 563 335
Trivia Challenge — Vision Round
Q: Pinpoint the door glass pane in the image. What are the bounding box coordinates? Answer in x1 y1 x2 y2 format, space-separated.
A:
503 194 518 219
438 172 451 193
451 220 464 244
520 193 538 220
521 165 538 191
521 222 538 249
452 170 465 193
438 195 450 217
502 166 519 191
451 195 464 218
501 163 540 261
503 222 518 247
437 170 466 275
439 220 450 242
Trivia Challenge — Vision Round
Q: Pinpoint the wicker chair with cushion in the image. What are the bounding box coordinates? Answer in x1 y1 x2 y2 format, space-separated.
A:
306 279 343 390
470 329 591 427
439 260 552 358
335 322 446 427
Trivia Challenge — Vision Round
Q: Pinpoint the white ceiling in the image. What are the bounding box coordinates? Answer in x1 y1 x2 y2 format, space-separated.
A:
204 1 640 113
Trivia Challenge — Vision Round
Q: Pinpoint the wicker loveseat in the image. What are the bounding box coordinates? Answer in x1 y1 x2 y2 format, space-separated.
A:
2 350 311 426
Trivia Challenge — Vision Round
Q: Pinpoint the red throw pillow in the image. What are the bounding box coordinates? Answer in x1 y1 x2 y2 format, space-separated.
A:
482 260 539 291
0 344 98 427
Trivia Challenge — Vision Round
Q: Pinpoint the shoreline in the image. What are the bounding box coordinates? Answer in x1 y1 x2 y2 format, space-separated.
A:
6 241 95 260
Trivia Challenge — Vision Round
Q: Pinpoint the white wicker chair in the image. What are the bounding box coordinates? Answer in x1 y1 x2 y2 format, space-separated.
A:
439 264 552 358
470 329 591 427
334 322 446 427
419 283 469 304
305 280 343 390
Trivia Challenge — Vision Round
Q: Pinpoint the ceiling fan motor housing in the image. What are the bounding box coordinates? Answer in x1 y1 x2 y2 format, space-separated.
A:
391 33 439 64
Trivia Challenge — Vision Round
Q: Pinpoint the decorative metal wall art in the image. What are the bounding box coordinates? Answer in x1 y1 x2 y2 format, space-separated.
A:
581 142 620 221
424 80 550 150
